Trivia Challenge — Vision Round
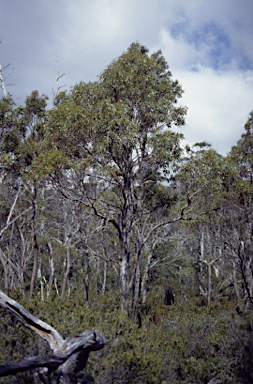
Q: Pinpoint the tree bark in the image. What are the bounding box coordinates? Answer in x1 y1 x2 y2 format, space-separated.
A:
17 224 26 296
0 64 7 97
120 256 129 312
30 182 39 298
0 249 8 291
102 261 107 295
61 235 71 299
141 251 153 304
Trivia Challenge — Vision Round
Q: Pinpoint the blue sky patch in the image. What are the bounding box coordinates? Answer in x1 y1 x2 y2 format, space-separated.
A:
170 21 236 70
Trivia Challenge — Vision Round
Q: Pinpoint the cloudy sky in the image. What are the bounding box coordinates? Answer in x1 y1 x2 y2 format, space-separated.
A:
1 0 253 155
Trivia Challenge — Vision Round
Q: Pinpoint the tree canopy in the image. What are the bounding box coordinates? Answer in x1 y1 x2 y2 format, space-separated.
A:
42 42 187 310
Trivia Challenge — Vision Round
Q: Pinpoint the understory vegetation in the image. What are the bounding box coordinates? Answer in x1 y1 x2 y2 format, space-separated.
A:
0 291 253 383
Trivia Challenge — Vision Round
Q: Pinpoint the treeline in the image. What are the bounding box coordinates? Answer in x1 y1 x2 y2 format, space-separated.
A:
0 42 252 314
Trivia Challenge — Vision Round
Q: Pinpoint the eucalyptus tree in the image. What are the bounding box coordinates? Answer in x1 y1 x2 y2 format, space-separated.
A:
230 110 253 184
42 43 187 310
0 96 28 292
16 91 49 297
0 92 50 296
176 143 238 305
225 111 253 307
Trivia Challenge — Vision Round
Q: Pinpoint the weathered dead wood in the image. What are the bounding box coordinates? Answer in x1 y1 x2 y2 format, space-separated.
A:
0 290 63 351
207 374 222 384
0 355 65 377
0 290 105 383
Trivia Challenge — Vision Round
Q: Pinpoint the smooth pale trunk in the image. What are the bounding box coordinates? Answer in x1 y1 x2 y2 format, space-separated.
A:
0 249 8 291
61 236 71 298
30 182 39 298
102 261 107 295
120 256 129 311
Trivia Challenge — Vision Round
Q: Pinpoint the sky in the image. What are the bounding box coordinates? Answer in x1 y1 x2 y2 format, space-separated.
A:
0 0 253 155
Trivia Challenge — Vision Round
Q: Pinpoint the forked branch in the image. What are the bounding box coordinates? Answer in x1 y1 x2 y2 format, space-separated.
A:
0 290 105 383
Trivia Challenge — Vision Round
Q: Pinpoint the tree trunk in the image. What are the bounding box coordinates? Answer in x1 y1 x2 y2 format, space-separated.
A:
0 64 7 97
61 236 71 299
17 225 26 296
141 251 153 304
47 242 55 288
95 259 100 297
197 230 205 296
232 259 241 309
30 182 39 298
207 262 212 308
117 182 134 312
0 249 8 291
84 252 89 306
120 256 129 312
102 261 107 295
118 228 131 311
202 257 219 309
134 259 141 303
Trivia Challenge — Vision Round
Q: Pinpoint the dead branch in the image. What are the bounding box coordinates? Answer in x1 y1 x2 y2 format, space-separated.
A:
0 290 105 383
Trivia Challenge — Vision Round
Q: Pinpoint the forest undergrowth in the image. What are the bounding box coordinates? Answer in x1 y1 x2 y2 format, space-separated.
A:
0 289 252 384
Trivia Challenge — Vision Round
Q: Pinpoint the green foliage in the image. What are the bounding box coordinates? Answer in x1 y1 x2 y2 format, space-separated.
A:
179 146 237 200
0 292 252 383
230 110 253 200
45 42 186 182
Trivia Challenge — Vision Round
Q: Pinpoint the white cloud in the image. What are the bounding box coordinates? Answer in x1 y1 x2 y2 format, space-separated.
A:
155 29 204 70
1 0 253 154
174 68 253 154
153 27 253 154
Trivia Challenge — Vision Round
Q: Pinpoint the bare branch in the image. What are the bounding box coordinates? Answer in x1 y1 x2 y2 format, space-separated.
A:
53 56 66 97
0 64 7 96
0 290 64 351
0 290 106 381
0 356 65 377
0 58 13 96
0 188 33 239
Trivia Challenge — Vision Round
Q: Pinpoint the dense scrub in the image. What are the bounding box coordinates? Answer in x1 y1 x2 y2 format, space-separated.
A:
0 290 252 383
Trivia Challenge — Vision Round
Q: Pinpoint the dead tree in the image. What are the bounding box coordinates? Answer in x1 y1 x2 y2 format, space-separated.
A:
0 290 105 383
0 62 13 97
0 63 9 96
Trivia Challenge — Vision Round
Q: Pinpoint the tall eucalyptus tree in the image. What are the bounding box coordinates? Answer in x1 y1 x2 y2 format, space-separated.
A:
42 43 187 310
